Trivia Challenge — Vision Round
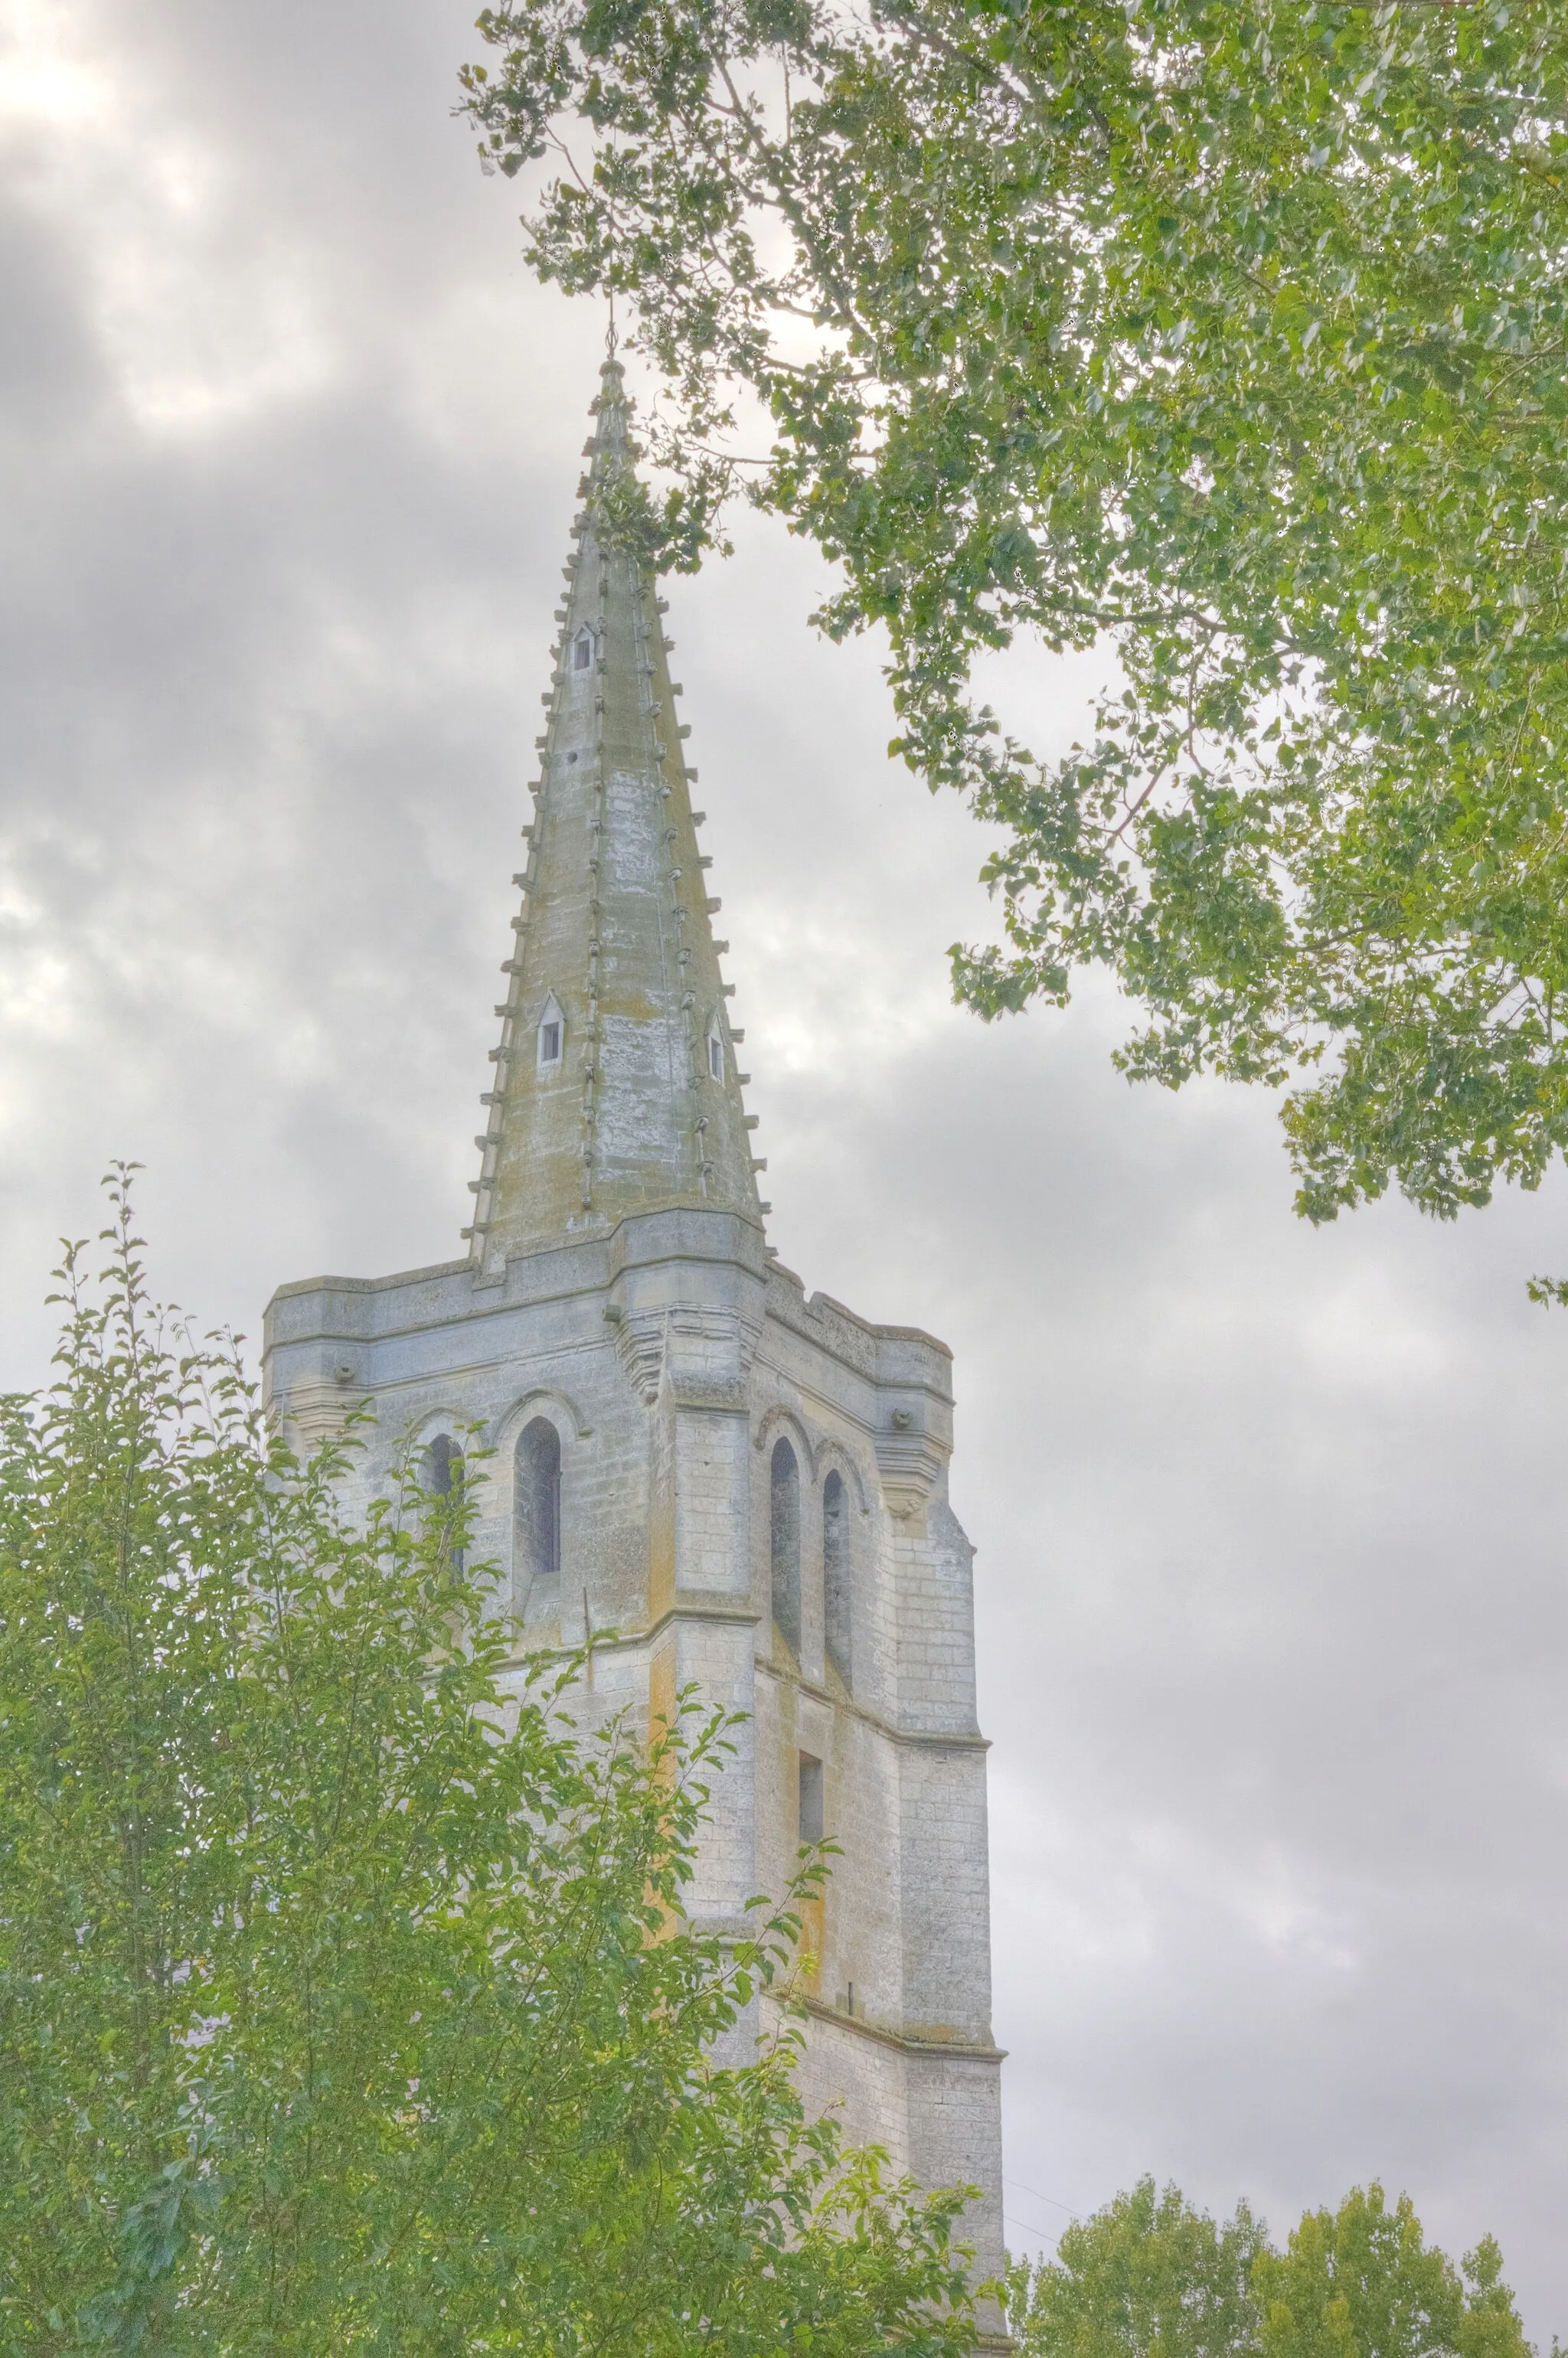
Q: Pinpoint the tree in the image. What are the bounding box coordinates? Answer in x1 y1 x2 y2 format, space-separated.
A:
1006 2177 1267 2358
1254 2184 1533 2358
0 1174 979 2356
459 0 1568 1225
1008 2181 1535 2358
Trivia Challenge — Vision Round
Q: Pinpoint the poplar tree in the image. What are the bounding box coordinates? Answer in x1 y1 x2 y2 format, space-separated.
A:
1006 2179 1536 2358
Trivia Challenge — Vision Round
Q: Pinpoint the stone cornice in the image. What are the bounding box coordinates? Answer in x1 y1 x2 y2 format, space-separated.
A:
799 1996 1006 2064
499 1614 988 1758
749 1657 989 1752
501 1589 760 1673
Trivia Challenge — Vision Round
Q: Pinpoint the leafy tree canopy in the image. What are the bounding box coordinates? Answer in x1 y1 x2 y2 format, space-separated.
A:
460 0 1568 1224
1008 2180 1536 2358
1007 2176 1268 2358
0 1176 978 2355
1255 2185 1529 2358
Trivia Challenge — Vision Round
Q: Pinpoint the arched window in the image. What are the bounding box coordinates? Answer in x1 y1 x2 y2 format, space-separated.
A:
770 1437 801 1657
707 1024 724 1082
514 1417 562 1601
537 992 564 1068
572 626 593 671
823 1469 851 1689
423 1432 465 1572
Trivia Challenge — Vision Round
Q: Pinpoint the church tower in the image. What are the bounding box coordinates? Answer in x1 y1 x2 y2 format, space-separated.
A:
262 357 1004 2288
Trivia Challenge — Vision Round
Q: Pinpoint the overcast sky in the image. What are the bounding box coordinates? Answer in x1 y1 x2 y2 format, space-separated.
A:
5 0 1568 2329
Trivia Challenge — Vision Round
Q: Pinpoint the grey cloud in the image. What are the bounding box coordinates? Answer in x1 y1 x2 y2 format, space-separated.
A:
3 0 1567 2334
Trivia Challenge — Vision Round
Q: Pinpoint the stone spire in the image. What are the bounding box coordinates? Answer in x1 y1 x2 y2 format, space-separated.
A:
463 359 766 1266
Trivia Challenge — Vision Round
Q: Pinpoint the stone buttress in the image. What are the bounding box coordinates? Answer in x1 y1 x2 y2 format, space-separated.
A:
261 357 1006 2310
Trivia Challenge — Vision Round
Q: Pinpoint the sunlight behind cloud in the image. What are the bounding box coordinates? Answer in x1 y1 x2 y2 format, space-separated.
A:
0 3 109 129
3 15 333 436
0 942 74 1038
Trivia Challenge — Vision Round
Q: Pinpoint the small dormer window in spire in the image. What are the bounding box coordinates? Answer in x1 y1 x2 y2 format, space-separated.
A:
707 1024 724 1083
537 993 564 1069
572 626 594 672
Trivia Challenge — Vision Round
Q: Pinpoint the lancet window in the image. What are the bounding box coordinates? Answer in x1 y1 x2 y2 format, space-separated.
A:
770 1437 801 1657
423 1432 465 1572
823 1469 851 1690
798 1752 825 1845
514 1417 562 1602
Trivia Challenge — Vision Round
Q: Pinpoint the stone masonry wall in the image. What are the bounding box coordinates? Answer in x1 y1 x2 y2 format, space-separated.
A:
262 1203 1004 2298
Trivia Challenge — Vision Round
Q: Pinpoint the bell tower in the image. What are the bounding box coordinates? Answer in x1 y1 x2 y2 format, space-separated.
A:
262 356 1005 2292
